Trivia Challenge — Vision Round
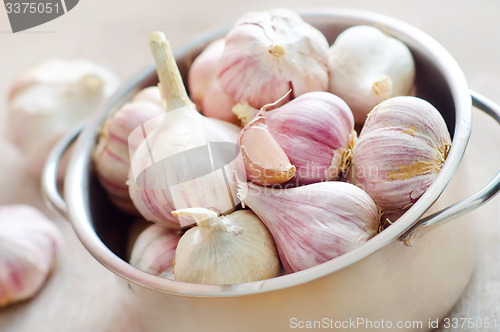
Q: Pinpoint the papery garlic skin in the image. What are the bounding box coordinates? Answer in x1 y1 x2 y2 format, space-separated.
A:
129 224 180 278
328 25 415 124
172 208 280 284
128 32 242 228
93 87 163 214
238 181 379 273
264 91 356 185
348 96 451 218
217 8 329 110
188 39 238 124
0 205 62 307
6 58 119 177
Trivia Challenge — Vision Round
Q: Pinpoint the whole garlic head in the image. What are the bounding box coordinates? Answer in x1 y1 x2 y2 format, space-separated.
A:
217 8 330 110
93 87 163 214
172 208 280 284
6 58 119 177
188 39 238 124
328 25 415 124
129 224 180 278
348 96 451 218
237 181 379 273
0 205 62 307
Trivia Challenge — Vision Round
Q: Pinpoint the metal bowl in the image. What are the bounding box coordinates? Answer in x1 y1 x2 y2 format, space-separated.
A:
43 9 500 332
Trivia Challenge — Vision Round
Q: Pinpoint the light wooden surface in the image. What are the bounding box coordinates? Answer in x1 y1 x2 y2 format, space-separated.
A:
0 1 499 331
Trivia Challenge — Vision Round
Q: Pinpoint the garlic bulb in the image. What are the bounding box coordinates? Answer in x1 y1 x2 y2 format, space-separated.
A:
328 25 415 124
0 205 62 307
216 8 329 110
6 58 119 177
347 96 451 218
93 87 164 214
237 181 379 273
172 208 280 284
188 39 238 124
128 32 242 228
239 116 296 186
263 91 356 185
129 224 180 278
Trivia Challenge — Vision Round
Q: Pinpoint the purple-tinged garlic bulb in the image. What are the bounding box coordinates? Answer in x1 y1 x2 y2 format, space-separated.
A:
217 8 329 110
237 181 379 273
263 91 356 185
129 224 180 278
6 58 119 177
0 205 62 307
93 87 164 215
172 208 280 284
328 25 415 124
347 96 451 219
188 39 238 124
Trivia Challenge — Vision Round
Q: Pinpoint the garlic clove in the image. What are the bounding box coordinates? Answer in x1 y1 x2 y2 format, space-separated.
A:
262 91 356 185
172 208 280 284
239 116 296 186
237 181 379 273
347 96 451 217
216 8 329 110
6 58 119 178
128 32 242 228
93 90 164 215
328 25 415 124
0 205 62 307
129 224 181 278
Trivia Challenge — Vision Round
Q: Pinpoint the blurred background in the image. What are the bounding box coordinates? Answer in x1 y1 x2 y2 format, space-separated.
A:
0 0 499 331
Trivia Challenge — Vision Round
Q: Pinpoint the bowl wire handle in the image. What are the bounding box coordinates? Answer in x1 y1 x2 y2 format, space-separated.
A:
41 124 83 219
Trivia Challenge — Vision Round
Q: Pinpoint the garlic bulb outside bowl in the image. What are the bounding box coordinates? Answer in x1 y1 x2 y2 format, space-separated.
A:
0 205 62 307
6 58 119 178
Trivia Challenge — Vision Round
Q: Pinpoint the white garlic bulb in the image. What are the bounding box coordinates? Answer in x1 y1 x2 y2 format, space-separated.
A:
172 208 280 284
328 25 415 124
93 87 163 214
129 224 180 278
347 96 451 218
128 32 242 228
216 8 330 110
6 58 119 177
237 181 379 273
188 39 238 124
0 205 62 307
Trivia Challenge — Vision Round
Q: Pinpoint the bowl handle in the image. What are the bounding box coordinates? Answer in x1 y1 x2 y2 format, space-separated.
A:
400 90 500 245
41 124 83 219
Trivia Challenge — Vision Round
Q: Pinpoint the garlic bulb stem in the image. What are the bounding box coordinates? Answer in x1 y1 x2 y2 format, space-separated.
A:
150 32 194 111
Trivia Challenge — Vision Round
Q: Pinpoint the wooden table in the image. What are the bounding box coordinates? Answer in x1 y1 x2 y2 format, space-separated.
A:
1 1 499 331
